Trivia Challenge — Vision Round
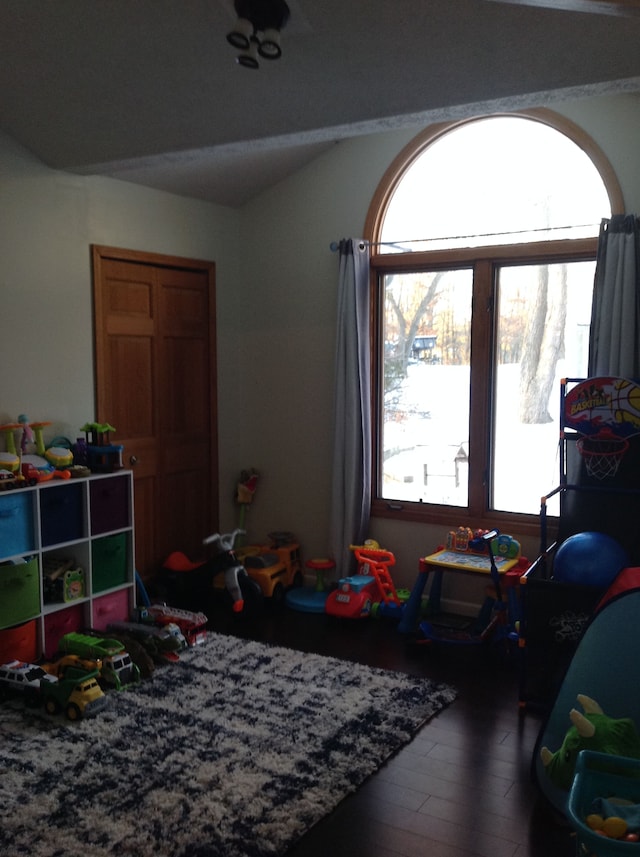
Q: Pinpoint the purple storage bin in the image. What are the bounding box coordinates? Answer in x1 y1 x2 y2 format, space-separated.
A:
90 474 130 535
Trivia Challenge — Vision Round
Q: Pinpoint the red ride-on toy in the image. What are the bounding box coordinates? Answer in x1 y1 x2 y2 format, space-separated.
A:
325 546 404 619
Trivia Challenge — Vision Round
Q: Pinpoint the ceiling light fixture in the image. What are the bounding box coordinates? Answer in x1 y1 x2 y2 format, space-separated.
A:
227 0 290 68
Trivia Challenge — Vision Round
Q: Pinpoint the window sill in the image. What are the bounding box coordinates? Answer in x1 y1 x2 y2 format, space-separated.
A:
371 498 557 543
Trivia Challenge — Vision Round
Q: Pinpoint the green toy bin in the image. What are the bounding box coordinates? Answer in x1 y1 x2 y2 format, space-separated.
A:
568 750 640 856
0 558 40 630
91 533 128 593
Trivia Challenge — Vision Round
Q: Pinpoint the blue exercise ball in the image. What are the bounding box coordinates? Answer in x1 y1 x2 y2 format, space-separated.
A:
553 531 629 587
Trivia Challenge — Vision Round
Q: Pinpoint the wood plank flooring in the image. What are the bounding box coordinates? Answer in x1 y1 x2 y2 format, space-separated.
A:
207 600 576 857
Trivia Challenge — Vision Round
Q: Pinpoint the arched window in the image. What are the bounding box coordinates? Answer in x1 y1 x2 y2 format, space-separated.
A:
366 110 623 531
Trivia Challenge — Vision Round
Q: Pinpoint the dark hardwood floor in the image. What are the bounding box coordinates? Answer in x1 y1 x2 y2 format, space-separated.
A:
205 598 575 857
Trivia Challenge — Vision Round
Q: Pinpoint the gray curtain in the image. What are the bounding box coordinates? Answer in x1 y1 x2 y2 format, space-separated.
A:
588 215 640 379
329 239 371 576
562 215 640 559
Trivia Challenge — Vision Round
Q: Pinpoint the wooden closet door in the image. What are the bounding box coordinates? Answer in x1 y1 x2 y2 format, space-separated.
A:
92 246 218 581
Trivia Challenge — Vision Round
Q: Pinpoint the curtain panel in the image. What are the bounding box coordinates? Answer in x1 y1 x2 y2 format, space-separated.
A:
329 239 372 575
589 214 640 380
562 215 640 556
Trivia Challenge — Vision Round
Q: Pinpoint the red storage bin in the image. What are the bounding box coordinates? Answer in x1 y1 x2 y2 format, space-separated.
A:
0 619 37 664
43 603 86 658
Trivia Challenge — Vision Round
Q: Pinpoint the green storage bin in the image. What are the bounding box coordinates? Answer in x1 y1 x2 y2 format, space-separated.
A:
0 558 40 630
91 533 128 593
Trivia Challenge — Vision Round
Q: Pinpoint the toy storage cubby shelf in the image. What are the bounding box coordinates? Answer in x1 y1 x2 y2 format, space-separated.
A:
0 470 135 661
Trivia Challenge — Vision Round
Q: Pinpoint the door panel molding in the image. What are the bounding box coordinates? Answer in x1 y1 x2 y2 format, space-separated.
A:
92 244 218 578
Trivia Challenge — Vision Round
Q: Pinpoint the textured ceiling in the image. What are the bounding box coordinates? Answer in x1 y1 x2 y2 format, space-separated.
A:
2 0 640 206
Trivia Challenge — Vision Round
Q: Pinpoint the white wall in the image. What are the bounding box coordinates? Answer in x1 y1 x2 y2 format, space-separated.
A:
559 93 640 209
0 131 243 532
2 91 639 603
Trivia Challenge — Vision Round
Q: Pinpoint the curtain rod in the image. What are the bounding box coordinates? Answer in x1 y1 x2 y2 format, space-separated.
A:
329 221 602 252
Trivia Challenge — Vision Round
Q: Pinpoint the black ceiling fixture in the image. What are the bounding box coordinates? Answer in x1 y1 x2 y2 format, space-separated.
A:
227 0 291 69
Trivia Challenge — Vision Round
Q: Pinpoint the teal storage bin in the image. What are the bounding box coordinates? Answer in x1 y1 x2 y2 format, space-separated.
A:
568 750 640 856
91 533 128 593
0 491 34 558
0 558 40 629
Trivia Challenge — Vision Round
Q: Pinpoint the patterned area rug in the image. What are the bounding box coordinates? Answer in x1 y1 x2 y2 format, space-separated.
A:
0 632 456 857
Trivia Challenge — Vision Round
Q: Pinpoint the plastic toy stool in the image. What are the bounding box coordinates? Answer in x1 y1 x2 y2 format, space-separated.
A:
285 558 335 613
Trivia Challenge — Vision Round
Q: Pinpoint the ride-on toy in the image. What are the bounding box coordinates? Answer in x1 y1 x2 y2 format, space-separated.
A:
325 545 404 619
237 535 304 604
161 529 263 616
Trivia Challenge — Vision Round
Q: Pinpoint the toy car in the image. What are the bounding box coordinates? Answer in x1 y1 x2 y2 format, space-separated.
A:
325 546 403 619
58 633 141 689
107 621 184 662
0 659 58 702
40 666 107 720
0 467 39 490
135 604 208 647
237 540 303 603
325 574 379 619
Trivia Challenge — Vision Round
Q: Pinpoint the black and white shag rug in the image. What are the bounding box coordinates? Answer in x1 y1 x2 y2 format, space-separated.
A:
0 632 456 857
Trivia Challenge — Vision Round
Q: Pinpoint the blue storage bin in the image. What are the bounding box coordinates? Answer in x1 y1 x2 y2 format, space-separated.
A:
568 750 640 856
0 491 35 558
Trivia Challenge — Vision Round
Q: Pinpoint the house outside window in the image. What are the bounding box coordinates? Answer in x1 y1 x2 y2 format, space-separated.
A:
365 111 622 534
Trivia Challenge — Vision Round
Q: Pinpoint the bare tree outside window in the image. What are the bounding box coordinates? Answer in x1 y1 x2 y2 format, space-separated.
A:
517 264 567 425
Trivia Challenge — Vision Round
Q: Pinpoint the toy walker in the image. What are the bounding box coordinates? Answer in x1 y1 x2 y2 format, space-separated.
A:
325 544 405 619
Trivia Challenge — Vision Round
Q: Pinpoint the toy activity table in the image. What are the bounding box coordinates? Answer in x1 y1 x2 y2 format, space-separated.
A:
397 547 520 636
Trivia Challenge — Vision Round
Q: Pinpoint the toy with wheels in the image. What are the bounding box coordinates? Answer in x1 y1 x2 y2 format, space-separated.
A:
325 572 378 619
204 529 263 614
325 545 403 619
161 529 263 617
238 535 303 605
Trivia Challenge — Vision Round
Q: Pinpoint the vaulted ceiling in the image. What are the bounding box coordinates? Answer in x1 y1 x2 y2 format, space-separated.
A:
2 0 640 207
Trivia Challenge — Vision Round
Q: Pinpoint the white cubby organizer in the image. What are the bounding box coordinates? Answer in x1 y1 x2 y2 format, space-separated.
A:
0 470 135 661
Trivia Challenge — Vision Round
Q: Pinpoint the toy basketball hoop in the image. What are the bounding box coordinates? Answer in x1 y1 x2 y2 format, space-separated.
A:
576 428 629 481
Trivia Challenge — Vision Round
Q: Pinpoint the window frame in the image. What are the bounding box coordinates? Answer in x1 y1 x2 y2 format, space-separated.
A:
370 238 597 536
365 110 624 537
